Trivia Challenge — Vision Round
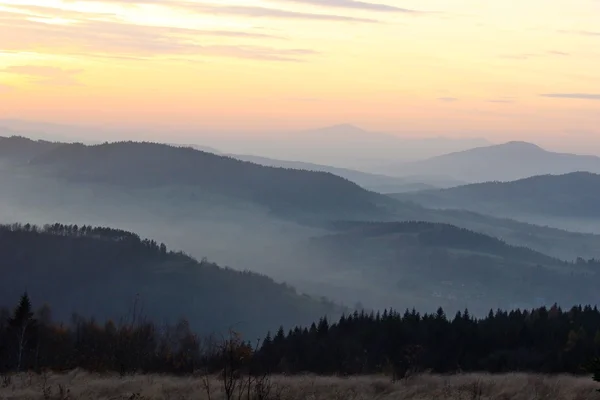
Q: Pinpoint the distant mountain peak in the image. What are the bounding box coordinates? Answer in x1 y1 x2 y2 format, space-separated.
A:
313 124 366 134
497 141 545 151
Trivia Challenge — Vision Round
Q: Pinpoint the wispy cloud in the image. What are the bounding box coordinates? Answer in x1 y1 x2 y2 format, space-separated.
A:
541 93 600 100
46 0 381 22
285 97 320 102
182 4 379 22
487 99 514 104
0 65 83 86
559 30 600 37
499 53 537 60
438 97 458 102
0 9 316 62
0 83 13 92
500 51 570 60
271 0 419 13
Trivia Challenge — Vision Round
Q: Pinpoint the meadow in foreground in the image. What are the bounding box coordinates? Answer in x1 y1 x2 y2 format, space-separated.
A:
0 371 599 400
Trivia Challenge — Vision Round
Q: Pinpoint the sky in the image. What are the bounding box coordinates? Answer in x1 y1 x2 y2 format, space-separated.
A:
0 0 599 145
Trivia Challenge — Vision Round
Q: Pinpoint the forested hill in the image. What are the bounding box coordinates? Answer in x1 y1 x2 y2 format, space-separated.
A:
6 138 393 220
321 221 561 265
258 304 600 375
0 136 60 162
0 223 341 338
391 172 600 219
299 221 600 315
4 136 600 262
395 141 600 183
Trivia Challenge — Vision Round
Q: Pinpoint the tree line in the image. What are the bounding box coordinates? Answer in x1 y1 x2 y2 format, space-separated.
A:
3 292 600 379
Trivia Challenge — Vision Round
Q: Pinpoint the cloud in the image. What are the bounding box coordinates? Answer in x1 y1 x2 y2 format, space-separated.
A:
0 66 83 86
499 53 537 60
0 84 14 92
540 93 600 100
55 0 381 22
438 97 458 102
286 97 320 102
183 4 379 22
487 99 514 104
500 51 570 60
271 0 419 13
559 30 600 37
0 10 316 62
194 45 318 61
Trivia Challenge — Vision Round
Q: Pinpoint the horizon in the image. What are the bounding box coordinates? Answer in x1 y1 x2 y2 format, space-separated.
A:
4 118 600 158
0 0 599 153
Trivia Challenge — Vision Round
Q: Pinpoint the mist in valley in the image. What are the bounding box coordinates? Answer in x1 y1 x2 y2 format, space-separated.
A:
2 134 600 332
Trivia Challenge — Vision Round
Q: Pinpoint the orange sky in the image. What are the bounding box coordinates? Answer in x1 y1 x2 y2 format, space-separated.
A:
0 0 599 142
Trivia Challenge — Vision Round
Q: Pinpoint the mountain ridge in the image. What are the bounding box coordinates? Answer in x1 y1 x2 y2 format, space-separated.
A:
388 141 600 183
390 172 600 232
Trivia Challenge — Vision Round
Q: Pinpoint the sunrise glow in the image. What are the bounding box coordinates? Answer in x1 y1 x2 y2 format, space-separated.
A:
1 0 599 140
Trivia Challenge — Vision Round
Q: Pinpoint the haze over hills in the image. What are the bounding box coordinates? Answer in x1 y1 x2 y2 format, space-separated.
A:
229 153 455 193
391 172 600 233
0 223 339 338
4 136 600 317
292 221 600 314
204 124 492 170
0 120 491 169
385 141 600 183
2 136 600 260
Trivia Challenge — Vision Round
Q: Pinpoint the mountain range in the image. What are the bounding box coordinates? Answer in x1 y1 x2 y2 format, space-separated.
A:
3 135 600 321
391 172 600 233
229 153 458 193
293 221 600 314
387 141 600 183
207 124 491 171
0 223 339 337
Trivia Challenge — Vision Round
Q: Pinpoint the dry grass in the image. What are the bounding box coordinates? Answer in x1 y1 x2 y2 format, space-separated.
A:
0 371 599 400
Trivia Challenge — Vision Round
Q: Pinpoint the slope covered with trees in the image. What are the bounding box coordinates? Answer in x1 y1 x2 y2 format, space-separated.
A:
0 136 61 163
3 136 600 261
24 141 391 221
0 224 340 339
2 291 600 378
392 172 600 220
259 304 600 376
294 221 600 315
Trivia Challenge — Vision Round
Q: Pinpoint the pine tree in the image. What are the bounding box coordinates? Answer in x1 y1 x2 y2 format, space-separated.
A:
9 292 36 371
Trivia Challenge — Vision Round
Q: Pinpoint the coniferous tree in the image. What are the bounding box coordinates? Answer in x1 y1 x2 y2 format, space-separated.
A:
9 293 36 371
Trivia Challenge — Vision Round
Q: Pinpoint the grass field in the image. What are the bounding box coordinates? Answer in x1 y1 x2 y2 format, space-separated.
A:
1 371 599 400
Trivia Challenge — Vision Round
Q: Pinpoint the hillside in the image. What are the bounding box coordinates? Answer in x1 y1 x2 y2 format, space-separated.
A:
391 172 600 232
3 136 600 274
291 221 600 314
0 136 61 162
0 223 340 338
230 153 448 193
203 124 491 170
388 141 600 183
19 140 395 221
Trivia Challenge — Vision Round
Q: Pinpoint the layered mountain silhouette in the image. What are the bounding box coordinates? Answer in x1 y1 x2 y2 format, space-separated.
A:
298 221 600 314
387 141 600 183
9 138 391 221
2 136 600 263
391 172 600 233
230 153 451 193
204 124 491 170
0 223 340 337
